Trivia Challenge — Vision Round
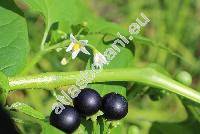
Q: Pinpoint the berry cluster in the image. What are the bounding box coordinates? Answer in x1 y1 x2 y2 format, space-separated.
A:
50 88 128 133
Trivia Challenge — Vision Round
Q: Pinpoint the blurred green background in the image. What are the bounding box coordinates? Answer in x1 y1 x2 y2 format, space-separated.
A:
1 0 200 133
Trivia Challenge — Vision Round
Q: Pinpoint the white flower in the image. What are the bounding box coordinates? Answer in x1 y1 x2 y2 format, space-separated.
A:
93 52 108 68
66 33 90 59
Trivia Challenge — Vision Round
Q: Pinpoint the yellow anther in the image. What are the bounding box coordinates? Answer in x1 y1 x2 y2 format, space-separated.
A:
73 43 80 51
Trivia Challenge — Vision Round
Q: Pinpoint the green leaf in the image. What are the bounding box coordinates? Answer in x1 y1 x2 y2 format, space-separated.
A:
73 123 89 134
9 102 45 120
0 7 29 76
22 0 129 34
88 84 126 97
87 18 128 35
18 0 91 31
39 121 65 134
0 71 9 93
0 71 9 104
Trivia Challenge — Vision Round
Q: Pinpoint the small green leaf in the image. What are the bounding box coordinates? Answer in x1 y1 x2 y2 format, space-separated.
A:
39 121 65 134
73 123 88 134
9 102 45 120
0 7 29 76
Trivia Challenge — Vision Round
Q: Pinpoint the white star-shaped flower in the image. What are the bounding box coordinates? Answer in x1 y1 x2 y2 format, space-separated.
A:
93 52 108 68
66 33 90 59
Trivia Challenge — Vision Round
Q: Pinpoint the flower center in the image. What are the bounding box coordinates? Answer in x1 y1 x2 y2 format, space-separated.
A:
73 43 81 51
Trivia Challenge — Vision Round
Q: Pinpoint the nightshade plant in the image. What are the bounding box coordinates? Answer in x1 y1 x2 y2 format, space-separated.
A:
0 0 200 134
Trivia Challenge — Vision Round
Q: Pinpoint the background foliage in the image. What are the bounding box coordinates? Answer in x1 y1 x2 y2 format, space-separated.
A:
0 0 200 133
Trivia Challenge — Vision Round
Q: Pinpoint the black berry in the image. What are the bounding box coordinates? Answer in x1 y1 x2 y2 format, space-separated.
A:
102 92 128 120
0 105 19 133
73 88 102 116
50 105 81 133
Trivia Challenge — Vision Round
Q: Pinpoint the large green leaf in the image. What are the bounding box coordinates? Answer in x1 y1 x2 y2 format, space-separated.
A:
18 0 91 30
18 0 130 39
0 7 29 76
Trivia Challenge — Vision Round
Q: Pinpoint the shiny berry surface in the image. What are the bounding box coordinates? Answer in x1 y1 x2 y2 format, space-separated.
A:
50 105 81 133
102 92 128 120
73 88 102 116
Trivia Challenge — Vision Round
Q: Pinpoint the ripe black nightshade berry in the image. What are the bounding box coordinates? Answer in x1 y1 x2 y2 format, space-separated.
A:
50 105 81 133
102 92 128 120
73 88 102 116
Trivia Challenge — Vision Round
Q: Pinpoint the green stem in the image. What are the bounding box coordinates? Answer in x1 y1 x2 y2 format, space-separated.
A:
75 28 84 38
87 44 97 52
21 26 49 75
92 119 98 134
44 40 70 52
21 40 70 75
20 51 45 75
8 68 200 103
40 27 49 50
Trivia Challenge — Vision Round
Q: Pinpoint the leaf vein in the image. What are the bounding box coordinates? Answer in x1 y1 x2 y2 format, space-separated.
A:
0 17 18 28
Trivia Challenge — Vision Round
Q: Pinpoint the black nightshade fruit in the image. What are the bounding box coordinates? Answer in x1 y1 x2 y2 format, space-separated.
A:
102 92 128 120
73 88 102 116
50 105 81 133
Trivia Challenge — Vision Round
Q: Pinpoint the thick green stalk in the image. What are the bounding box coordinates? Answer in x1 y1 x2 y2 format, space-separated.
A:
8 68 200 103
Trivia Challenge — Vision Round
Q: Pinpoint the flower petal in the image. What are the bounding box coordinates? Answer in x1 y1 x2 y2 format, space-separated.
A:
79 40 88 46
94 54 99 63
66 42 74 52
81 47 90 55
98 53 107 64
70 33 77 43
93 52 108 68
72 50 80 59
100 55 108 64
